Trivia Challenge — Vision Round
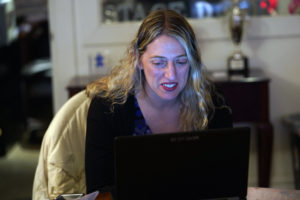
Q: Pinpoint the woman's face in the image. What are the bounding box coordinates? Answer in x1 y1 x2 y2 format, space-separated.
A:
140 34 190 103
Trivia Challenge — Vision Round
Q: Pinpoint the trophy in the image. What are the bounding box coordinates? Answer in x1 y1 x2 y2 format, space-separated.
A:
227 0 249 77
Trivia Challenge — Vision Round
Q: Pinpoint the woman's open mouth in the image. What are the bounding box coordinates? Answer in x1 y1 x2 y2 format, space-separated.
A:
161 82 178 91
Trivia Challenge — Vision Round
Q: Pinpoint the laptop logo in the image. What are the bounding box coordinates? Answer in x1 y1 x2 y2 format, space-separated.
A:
170 135 200 143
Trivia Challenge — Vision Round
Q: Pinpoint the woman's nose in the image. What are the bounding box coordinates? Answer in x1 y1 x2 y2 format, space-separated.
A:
165 62 176 80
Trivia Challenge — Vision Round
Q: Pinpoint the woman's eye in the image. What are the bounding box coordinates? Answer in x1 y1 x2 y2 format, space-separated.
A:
175 59 188 66
151 60 166 68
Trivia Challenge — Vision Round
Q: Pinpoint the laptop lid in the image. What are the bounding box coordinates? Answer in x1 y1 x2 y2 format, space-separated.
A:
114 127 250 200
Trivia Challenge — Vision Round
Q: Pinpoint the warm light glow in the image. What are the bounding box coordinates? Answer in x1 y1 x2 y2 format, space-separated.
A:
260 1 267 9
259 0 278 14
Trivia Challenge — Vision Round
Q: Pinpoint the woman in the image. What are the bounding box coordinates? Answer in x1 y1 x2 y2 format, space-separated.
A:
85 9 232 197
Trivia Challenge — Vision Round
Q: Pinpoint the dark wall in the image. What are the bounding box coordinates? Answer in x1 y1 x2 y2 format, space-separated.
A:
0 19 52 156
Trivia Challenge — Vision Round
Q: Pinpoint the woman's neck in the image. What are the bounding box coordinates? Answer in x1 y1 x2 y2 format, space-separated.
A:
136 91 182 134
136 90 180 111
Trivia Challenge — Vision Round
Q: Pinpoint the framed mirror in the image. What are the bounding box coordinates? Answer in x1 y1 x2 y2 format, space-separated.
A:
102 0 300 24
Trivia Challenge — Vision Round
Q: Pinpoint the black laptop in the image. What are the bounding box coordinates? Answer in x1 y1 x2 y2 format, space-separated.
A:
114 127 251 200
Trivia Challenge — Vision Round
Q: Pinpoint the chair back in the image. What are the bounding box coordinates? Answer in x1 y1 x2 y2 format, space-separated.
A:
32 90 91 200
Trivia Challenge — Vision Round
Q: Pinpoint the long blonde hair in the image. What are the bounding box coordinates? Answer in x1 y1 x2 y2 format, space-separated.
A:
86 9 215 131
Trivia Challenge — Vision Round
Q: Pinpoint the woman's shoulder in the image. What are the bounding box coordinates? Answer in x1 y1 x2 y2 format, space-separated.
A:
88 94 135 115
208 86 233 129
86 94 136 135
210 84 227 107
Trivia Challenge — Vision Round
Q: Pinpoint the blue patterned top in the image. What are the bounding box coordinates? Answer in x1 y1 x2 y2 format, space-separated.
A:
133 96 152 136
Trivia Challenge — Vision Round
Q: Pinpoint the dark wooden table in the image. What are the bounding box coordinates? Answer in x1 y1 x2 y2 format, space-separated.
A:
66 75 98 98
209 70 273 188
67 70 273 187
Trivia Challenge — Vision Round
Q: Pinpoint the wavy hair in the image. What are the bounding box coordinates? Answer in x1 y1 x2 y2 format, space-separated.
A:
86 9 215 131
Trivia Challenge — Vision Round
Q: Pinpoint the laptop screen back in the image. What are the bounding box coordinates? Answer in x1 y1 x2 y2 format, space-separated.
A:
114 127 250 200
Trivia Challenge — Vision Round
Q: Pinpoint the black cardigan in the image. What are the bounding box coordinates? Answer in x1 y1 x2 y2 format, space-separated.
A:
85 94 232 194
